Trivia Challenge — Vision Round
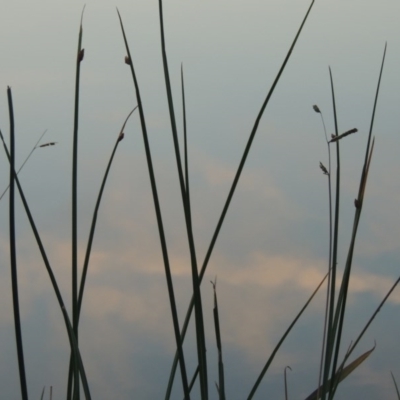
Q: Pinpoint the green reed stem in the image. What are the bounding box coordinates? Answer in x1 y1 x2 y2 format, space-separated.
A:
247 271 328 400
66 108 137 394
117 10 191 399
7 86 29 400
157 1 207 397
0 127 91 400
165 2 316 397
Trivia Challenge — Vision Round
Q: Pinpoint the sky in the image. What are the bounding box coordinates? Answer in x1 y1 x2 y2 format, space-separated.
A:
1 0 400 399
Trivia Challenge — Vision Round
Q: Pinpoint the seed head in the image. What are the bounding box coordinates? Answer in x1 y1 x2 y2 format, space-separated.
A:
78 49 85 62
319 162 329 175
118 132 125 142
125 56 131 65
313 105 321 114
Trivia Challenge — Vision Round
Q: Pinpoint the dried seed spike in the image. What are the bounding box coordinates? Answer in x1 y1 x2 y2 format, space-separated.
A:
329 128 358 143
39 142 58 148
118 132 125 142
125 56 131 65
319 162 329 175
78 48 85 62
354 198 361 209
313 105 321 113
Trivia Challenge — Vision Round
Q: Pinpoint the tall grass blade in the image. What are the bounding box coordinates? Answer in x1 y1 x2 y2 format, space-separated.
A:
166 2 316 396
313 105 333 399
117 10 190 399
157 1 207 397
211 279 225 400
78 107 136 317
181 64 191 215
321 67 340 400
358 43 387 196
0 127 92 400
66 107 137 394
304 345 375 400
391 372 400 400
68 7 86 400
7 87 29 400
247 271 328 400
40 387 45 400
330 44 386 390
0 129 48 202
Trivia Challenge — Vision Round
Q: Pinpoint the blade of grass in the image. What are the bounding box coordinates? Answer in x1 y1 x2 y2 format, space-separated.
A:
181 64 190 215
313 105 333 400
329 44 387 392
165 2 316 396
40 387 45 400
321 67 340 400
117 9 190 399
247 271 328 400
0 127 92 400
7 86 29 400
305 345 375 400
65 107 137 393
69 7 85 400
0 129 48 202
211 279 225 400
157 1 207 397
391 372 400 400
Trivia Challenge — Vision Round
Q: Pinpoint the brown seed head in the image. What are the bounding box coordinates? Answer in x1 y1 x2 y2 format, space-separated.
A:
319 162 329 175
78 49 85 62
118 132 125 142
313 105 321 114
125 56 131 65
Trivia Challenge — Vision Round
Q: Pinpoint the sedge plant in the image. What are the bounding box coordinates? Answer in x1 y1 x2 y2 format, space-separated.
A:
1 2 400 400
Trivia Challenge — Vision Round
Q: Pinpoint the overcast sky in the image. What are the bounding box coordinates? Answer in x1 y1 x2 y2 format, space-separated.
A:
1 0 400 399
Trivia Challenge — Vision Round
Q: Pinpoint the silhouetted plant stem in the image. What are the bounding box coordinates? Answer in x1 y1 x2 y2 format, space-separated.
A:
69 7 85 400
0 125 92 400
66 107 137 395
0 129 48 202
117 9 191 399
157 1 207 397
7 86 29 400
165 2 316 397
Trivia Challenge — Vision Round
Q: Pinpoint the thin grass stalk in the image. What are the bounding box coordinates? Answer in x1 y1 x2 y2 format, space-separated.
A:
69 8 85 400
391 372 400 400
0 128 92 400
157 1 207 397
50 386 53 400
181 64 190 215
0 129 48 202
321 67 340 400
305 345 375 400
247 271 328 400
182 366 200 400
211 280 225 400
314 106 333 400
357 43 387 203
7 87 29 400
284 366 292 400
329 276 399 398
329 45 386 391
165 3 316 396
66 108 137 392
333 276 400 392
117 10 190 399
40 387 45 400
